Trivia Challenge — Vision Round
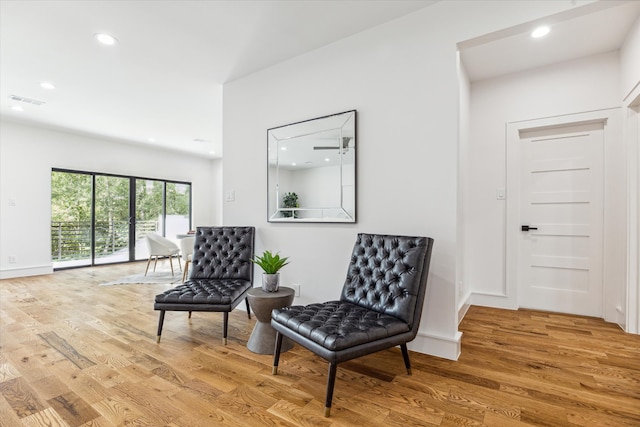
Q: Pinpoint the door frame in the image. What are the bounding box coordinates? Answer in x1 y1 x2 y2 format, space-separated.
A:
505 109 624 322
626 97 640 334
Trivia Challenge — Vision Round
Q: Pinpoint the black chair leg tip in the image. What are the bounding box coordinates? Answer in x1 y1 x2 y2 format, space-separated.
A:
324 407 331 417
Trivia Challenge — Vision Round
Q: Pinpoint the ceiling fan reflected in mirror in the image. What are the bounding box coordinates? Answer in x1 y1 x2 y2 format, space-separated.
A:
313 137 352 151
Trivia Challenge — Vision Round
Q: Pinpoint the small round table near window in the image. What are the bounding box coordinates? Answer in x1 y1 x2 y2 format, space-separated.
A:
246 287 295 354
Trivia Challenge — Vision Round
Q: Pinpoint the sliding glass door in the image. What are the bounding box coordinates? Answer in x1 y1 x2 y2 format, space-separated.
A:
51 169 191 269
135 179 164 261
94 175 131 265
166 182 191 239
51 171 93 268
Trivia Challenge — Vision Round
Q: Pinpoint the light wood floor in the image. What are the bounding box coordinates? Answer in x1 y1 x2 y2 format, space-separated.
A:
1 263 639 426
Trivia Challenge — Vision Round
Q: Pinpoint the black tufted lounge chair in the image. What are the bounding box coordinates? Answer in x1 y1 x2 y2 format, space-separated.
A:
154 226 255 345
271 233 434 417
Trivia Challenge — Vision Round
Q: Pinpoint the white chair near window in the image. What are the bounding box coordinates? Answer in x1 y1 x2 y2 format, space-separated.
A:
179 236 195 282
144 233 181 276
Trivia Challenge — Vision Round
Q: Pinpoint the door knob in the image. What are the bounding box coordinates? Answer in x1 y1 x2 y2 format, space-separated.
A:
521 225 538 231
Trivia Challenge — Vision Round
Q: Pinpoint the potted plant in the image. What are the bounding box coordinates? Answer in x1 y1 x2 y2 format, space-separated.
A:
282 192 299 218
251 250 289 292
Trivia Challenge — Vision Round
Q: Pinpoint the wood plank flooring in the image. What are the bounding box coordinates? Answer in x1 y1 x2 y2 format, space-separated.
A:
1 263 639 426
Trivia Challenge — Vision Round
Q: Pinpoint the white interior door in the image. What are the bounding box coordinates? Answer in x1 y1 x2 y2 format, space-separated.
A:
517 121 604 317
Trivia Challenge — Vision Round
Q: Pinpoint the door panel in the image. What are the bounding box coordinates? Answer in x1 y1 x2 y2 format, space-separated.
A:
518 122 604 317
51 171 93 268
135 179 165 261
94 175 130 265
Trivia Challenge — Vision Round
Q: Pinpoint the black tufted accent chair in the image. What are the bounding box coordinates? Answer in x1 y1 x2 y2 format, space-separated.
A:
154 226 255 345
271 233 434 417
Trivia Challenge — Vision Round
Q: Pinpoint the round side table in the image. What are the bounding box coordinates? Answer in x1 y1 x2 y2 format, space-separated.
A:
246 287 295 354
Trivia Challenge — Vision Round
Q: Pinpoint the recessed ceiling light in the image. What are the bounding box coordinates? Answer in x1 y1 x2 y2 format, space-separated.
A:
291 162 297 166
95 33 118 46
11 105 24 112
9 94 45 105
40 81 55 90
209 151 215 155
280 147 287 151
324 158 330 162
148 137 156 143
531 26 550 38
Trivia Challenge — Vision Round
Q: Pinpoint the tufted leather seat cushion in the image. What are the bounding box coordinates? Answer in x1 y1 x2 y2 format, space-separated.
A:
271 301 409 351
189 226 254 281
155 279 252 305
340 234 426 325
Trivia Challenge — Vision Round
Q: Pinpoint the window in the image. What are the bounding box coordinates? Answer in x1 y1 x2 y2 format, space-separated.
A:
51 169 192 269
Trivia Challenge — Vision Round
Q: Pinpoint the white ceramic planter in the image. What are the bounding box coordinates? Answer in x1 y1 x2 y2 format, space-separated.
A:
262 273 280 292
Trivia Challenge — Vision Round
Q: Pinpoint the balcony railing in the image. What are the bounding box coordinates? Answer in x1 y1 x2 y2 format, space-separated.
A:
51 220 158 261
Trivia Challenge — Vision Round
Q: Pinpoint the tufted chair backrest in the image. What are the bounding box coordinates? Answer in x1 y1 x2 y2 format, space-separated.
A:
189 226 255 281
340 233 434 330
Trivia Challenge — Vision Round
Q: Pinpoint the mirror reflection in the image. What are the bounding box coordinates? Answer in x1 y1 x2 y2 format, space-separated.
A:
268 110 356 222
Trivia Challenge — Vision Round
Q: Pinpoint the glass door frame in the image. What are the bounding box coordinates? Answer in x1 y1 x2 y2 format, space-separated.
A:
51 168 192 270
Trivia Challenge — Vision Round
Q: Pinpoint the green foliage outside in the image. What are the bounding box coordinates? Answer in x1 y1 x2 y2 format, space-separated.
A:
51 171 190 261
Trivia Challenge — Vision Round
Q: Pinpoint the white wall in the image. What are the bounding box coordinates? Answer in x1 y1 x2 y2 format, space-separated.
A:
465 52 625 318
620 16 640 334
221 1 583 359
291 166 341 208
0 120 220 278
211 157 223 227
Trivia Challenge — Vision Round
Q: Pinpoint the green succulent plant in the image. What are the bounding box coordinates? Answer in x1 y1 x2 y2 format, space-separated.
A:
251 250 290 274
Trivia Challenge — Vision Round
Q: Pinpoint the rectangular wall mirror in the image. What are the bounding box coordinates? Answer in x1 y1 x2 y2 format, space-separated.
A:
267 110 356 223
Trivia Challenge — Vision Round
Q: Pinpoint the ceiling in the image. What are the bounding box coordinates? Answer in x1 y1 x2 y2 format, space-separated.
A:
0 0 436 158
459 1 640 82
1 1 639 159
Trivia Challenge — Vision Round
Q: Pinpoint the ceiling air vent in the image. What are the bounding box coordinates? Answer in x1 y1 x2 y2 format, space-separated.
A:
9 95 46 106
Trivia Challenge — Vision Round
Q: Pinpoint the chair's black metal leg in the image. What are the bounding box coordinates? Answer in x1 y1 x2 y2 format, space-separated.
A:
156 310 166 343
272 331 283 375
324 362 338 417
188 311 192 319
222 312 228 345
245 298 251 319
400 343 412 375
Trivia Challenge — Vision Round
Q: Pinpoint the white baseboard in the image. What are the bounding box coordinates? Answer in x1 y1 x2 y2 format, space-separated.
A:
0 265 53 279
409 330 462 361
469 291 518 310
458 301 471 324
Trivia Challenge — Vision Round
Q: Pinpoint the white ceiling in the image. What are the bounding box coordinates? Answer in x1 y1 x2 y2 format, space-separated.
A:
1 1 639 159
0 0 436 158
459 1 640 82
